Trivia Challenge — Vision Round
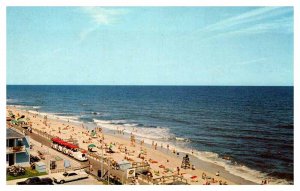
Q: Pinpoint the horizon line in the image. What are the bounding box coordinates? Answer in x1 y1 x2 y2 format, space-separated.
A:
6 84 294 87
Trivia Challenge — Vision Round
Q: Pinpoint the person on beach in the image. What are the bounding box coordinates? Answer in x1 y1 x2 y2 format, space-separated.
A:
216 171 220 176
88 161 93 172
261 179 268 185
177 167 180 175
134 177 139 185
147 172 153 182
155 143 157 150
167 144 169 150
192 165 196 170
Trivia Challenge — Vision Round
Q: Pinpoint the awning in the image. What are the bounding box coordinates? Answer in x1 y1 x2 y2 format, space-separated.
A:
51 137 79 149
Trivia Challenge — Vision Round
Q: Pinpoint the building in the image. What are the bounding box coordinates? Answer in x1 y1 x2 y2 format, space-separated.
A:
6 128 30 167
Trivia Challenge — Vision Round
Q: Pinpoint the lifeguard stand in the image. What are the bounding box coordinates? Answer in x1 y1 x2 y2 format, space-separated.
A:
181 154 191 169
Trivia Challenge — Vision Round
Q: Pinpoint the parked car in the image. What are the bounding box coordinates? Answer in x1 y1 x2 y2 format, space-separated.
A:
16 177 53 185
52 170 89 184
72 151 88 162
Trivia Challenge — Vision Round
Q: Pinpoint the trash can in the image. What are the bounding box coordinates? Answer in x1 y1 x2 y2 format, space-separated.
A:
50 160 56 170
97 170 102 177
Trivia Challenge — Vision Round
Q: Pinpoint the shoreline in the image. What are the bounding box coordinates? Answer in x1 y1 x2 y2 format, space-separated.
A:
7 105 260 185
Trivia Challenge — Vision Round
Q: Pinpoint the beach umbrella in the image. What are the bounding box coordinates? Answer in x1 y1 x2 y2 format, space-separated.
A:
8 111 15 118
11 119 19 125
17 118 27 123
88 144 96 148
91 131 96 136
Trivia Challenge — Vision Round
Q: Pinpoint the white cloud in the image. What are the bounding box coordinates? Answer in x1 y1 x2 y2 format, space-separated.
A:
182 7 293 42
81 7 127 25
203 7 292 32
77 7 127 44
201 15 293 42
235 57 268 66
78 25 100 44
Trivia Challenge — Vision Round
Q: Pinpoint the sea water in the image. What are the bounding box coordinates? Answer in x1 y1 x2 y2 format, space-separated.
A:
6 85 293 184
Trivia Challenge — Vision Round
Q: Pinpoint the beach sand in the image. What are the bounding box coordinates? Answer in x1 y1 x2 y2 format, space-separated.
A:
7 106 256 185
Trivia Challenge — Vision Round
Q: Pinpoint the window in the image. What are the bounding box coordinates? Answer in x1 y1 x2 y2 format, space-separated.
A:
17 139 24 147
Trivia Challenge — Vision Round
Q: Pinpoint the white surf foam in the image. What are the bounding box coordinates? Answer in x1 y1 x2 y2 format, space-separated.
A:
57 115 81 124
175 137 190 142
7 99 18 103
93 119 174 140
27 110 81 124
8 104 27 109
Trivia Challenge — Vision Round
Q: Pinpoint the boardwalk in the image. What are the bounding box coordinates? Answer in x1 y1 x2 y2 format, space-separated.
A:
11 125 150 185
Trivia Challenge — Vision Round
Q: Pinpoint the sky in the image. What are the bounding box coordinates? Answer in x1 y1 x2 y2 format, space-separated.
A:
7 7 294 86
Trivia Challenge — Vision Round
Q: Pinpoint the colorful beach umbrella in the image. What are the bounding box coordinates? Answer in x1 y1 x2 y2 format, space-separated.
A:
88 144 96 148
11 119 19 125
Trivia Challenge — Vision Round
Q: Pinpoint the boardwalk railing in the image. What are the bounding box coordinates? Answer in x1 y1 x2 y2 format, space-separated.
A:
50 165 89 174
33 128 54 140
152 175 188 185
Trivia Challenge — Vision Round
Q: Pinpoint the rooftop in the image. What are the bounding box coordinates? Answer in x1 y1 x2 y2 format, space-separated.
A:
7 128 24 139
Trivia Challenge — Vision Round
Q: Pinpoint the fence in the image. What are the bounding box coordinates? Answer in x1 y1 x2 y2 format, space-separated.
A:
50 165 89 174
33 128 54 140
152 175 188 185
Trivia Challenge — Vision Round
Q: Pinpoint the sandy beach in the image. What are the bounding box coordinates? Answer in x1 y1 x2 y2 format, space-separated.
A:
6 105 258 185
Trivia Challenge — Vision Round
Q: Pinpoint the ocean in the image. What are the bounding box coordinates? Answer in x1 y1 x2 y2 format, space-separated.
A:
6 85 293 184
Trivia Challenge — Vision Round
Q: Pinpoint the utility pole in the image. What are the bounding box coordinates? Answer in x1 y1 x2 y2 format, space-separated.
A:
101 140 103 179
107 158 110 185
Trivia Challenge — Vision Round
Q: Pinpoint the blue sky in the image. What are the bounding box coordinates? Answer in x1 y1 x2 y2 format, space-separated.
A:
7 7 293 85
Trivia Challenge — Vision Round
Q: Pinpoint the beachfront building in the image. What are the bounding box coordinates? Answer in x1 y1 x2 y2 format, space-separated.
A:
6 128 30 167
